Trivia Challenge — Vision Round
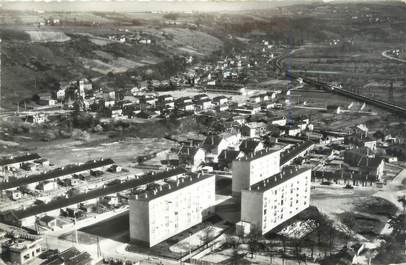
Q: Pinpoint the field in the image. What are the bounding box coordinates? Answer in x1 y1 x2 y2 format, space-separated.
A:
287 42 406 107
26 30 71 42
0 20 224 110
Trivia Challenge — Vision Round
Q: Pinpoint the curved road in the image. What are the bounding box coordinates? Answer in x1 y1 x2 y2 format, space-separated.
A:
382 50 406 63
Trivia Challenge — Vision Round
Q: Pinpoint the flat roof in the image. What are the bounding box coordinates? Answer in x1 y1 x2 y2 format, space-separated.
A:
235 147 281 162
249 167 310 192
0 159 115 191
4 168 187 220
131 173 214 201
280 141 314 165
0 153 41 167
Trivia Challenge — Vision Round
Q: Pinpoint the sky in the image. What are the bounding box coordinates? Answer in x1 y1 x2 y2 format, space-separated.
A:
0 0 404 12
0 0 315 12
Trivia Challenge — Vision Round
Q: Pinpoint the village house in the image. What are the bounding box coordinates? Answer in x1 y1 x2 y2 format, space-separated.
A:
1 236 43 265
268 116 287 126
239 138 265 155
240 122 267 138
37 92 56 106
193 94 210 102
140 94 157 107
157 95 175 109
203 132 241 162
6 190 22 201
218 149 242 170
212 96 228 106
278 125 301 137
38 215 57 230
343 148 385 182
195 98 212 111
103 89 116 101
103 99 115 108
0 153 41 172
37 181 58 192
109 108 123 119
345 135 377 151
326 104 342 114
205 83 248 95
386 144 406 161
56 87 66 101
23 113 47 124
41 247 92 265
249 93 270 103
178 146 206 171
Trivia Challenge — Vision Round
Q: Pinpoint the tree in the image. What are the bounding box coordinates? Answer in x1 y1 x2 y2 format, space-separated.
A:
266 236 277 265
199 225 216 247
225 234 240 249
398 195 406 214
388 213 406 237
163 12 179 21
228 249 245 265
246 225 262 258
293 239 304 265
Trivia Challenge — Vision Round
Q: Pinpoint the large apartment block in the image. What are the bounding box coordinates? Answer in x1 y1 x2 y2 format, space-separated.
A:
129 174 216 247
232 148 281 197
240 167 311 235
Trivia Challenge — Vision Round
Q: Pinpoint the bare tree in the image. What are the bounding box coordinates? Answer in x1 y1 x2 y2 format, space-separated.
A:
246 225 262 258
199 225 216 247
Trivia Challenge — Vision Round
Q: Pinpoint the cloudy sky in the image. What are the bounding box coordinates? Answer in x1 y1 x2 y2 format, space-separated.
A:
1 0 404 13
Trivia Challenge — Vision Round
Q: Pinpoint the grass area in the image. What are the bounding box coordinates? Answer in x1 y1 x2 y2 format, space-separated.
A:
59 212 129 244
339 212 383 238
354 197 398 218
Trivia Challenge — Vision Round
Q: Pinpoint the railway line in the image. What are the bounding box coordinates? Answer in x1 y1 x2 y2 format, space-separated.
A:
272 51 406 117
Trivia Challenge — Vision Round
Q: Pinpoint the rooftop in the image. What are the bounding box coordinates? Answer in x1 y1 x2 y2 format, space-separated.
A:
249 166 310 193
0 159 115 191
0 153 41 167
235 147 281 162
2 168 186 221
280 141 314 165
131 173 213 201
3 237 43 251
41 247 92 265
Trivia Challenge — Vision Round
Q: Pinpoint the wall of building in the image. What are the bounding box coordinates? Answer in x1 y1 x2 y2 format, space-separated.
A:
240 191 263 229
241 169 311 235
129 199 150 245
129 175 216 247
232 151 280 197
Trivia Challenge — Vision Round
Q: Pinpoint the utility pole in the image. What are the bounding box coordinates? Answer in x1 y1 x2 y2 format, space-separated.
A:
96 236 102 258
0 38 2 113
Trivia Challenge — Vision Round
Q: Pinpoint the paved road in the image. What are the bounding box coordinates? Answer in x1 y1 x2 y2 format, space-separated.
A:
382 50 406 63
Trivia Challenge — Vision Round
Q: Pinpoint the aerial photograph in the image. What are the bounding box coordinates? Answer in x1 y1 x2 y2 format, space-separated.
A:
0 0 406 264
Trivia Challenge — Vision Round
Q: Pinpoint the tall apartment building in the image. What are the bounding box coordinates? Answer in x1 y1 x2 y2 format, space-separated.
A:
232 148 281 197
240 166 311 235
129 174 216 247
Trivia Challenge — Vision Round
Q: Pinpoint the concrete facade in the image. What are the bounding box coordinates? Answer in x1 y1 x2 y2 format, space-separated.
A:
129 174 216 247
232 149 281 197
241 167 311 235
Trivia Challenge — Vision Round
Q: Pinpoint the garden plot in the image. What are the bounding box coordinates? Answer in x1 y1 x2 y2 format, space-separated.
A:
26 31 71 42
169 224 225 254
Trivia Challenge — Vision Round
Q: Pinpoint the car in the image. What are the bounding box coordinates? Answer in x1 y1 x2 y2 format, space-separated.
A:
344 184 354 189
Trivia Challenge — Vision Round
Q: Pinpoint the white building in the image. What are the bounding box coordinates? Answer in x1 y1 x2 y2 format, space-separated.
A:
240 167 311 235
203 133 241 163
232 148 281 197
129 174 216 247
